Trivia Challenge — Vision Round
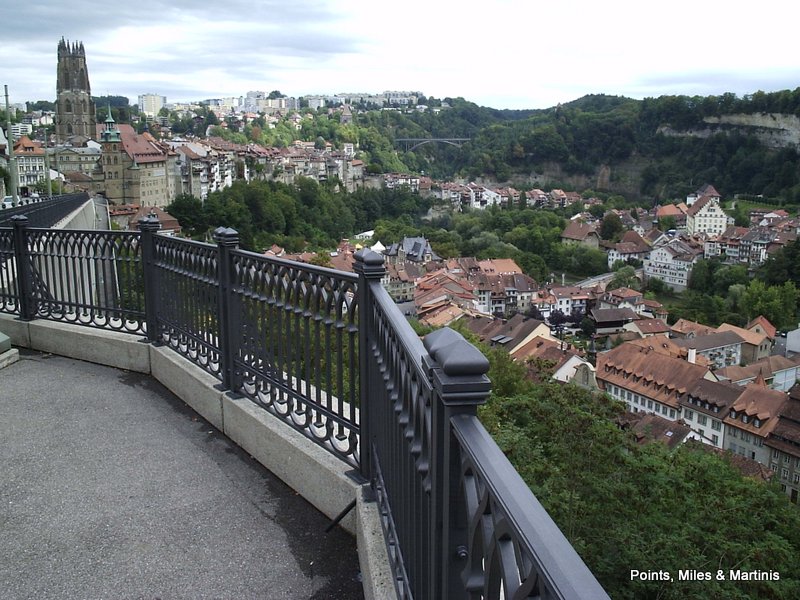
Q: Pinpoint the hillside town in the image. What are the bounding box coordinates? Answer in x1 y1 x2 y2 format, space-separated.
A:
267 182 800 506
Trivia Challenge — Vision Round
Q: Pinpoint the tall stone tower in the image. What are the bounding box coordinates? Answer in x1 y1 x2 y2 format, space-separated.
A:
55 38 97 142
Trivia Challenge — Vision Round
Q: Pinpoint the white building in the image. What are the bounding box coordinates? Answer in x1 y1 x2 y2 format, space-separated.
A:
138 94 167 118
644 239 702 291
686 195 729 236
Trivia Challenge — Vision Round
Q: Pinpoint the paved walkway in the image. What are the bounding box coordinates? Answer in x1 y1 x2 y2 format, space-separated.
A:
0 350 364 600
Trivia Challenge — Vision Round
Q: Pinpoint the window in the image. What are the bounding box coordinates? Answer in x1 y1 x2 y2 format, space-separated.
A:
655 404 661 414
785 455 791 463
782 468 789 479
742 432 751 443
794 474 800 485
730 428 738 438
773 449 780 459
712 434 719 445
712 420 721 431
685 409 694 421
697 415 707 426
742 415 749 424
648 400 653 409
670 409 676 418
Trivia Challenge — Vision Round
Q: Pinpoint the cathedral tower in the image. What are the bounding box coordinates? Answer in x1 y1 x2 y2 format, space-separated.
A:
55 38 97 142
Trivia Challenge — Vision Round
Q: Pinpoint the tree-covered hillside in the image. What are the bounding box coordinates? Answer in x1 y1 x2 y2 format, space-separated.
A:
252 90 800 203
472 342 800 600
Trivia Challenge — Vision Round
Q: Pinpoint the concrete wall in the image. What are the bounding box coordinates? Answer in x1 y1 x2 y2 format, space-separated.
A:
0 313 396 600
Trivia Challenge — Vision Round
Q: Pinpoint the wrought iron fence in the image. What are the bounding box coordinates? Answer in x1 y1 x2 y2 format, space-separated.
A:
0 193 92 228
0 216 145 333
0 211 609 600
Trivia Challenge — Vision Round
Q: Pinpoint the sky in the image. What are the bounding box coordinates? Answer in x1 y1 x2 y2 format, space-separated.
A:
2 0 799 111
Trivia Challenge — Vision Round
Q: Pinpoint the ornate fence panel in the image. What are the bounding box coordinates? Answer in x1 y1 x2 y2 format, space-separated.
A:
228 248 362 467
0 227 18 314
450 415 610 600
25 229 145 333
150 233 222 379
362 274 435 599
6 219 145 333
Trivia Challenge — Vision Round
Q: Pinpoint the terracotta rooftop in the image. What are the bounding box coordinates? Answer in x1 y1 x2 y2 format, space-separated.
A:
561 221 598 241
597 342 715 409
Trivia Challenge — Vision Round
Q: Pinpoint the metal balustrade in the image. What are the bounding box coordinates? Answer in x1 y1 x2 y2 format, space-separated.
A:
0 193 91 228
0 209 609 600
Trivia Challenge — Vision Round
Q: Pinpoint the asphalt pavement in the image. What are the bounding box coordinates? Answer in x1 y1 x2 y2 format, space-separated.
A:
0 350 364 600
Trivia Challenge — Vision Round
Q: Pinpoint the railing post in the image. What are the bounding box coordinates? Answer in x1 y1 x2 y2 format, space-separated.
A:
214 226 240 391
353 248 386 480
11 215 35 321
423 328 491 600
138 214 161 342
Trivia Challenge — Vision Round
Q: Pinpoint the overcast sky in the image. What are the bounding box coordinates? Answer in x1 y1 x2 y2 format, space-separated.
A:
3 0 798 110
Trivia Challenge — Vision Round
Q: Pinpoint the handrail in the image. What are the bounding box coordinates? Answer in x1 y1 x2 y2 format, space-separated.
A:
451 414 610 600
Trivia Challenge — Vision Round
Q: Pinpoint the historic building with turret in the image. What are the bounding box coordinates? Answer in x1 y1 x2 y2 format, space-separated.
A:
55 38 97 143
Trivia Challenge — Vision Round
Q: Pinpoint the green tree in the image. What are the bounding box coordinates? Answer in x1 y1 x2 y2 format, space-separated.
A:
659 215 677 231
608 265 639 291
599 212 624 241
480 383 800 600
165 194 206 238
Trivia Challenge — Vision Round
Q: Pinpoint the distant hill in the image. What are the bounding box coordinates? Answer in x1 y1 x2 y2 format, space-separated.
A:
379 90 800 204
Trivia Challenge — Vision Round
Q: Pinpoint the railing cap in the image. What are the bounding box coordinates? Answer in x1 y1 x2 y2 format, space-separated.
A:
213 226 239 246
353 248 386 277
424 327 490 377
10 215 29 226
354 247 385 266
138 214 162 232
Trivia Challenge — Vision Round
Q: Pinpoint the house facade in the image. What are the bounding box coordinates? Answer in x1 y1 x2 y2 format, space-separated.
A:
643 239 702 291
675 331 744 370
686 195 728 236
597 342 716 422
724 384 788 464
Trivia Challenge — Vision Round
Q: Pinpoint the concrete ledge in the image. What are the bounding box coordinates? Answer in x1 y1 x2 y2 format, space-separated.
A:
150 344 225 431
27 320 151 373
222 394 360 535
0 314 31 348
0 348 20 370
357 490 399 600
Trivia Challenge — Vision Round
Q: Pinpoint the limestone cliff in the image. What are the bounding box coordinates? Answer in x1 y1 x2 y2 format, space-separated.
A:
658 113 800 149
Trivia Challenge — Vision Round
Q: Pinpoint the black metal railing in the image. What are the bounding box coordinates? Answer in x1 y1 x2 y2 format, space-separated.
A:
0 193 91 228
0 213 609 600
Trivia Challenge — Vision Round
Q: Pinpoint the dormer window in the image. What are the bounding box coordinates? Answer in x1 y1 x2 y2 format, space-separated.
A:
730 410 737 419
742 415 749 424
754 418 762 428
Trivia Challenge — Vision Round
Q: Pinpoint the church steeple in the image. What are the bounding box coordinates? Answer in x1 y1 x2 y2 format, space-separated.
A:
100 103 121 143
55 38 96 142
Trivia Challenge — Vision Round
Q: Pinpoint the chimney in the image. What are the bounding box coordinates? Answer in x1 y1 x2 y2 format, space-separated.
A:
688 347 697 364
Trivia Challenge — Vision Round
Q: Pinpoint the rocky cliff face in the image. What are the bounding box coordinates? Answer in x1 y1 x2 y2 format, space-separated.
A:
658 113 800 149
